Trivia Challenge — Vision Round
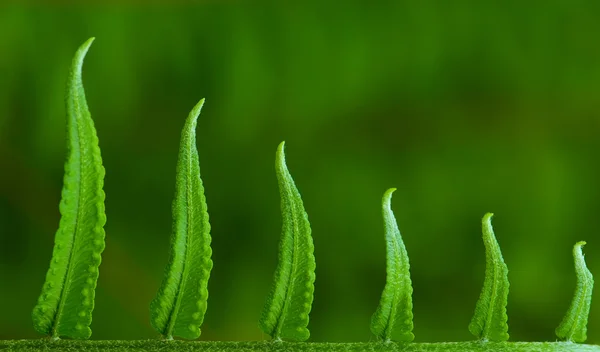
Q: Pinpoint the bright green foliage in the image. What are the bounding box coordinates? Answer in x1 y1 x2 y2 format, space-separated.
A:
555 241 594 343
469 213 509 342
370 188 414 342
150 99 213 340
15 36 600 350
259 142 316 341
31 37 107 339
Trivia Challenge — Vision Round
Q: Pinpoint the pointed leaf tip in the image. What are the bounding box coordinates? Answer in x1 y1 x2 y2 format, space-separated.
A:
371 188 414 342
73 38 95 66
275 142 287 171
483 212 494 223
81 37 95 49
260 143 315 341
277 140 286 153
383 188 397 199
186 99 205 128
192 98 205 114
469 213 509 342
556 241 594 343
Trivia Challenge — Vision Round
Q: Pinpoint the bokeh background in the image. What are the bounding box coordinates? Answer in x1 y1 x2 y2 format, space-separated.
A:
1 0 600 344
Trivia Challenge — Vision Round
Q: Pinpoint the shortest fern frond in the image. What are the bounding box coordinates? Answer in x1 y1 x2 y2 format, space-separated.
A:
370 188 414 342
469 213 509 342
556 241 594 343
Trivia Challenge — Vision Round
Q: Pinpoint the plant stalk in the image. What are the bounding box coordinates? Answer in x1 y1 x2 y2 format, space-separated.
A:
0 340 599 352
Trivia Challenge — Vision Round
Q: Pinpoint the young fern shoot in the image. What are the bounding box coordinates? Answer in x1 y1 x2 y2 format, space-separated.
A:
150 99 213 340
370 188 414 342
17 38 600 350
556 241 594 343
469 213 509 342
31 37 107 340
259 142 316 342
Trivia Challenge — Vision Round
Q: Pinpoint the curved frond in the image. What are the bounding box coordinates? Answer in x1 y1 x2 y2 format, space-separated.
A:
150 99 213 340
468 213 509 342
370 188 414 342
259 142 315 341
556 241 594 343
32 37 107 339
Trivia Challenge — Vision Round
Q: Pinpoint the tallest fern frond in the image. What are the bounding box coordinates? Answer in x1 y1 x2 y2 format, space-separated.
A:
32 37 107 339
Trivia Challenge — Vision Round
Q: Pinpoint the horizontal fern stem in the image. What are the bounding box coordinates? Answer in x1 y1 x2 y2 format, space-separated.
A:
1 341 599 352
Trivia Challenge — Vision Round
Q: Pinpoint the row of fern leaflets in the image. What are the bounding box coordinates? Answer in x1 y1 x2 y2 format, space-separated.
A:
30 38 594 345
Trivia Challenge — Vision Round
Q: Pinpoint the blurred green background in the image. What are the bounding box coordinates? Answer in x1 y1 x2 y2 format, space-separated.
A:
1 0 600 344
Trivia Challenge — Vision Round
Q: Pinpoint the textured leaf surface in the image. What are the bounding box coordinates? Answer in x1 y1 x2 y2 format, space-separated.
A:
370 188 414 342
31 37 106 339
469 213 509 342
555 241 594 343
150 99 213 340
259 142 316 341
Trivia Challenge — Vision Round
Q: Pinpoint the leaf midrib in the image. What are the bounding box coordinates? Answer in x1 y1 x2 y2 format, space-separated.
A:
52 86 85 338
567 258 591 341
165 125 196 338
483 233 502 340
273 168 301 338
384 224 402 340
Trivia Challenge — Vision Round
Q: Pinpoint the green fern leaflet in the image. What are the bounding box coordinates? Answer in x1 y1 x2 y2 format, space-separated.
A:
556 241 594 343
469 213 509 342
259 142 316 342
370 188 414 342
150 99 213 340
31 37 107 340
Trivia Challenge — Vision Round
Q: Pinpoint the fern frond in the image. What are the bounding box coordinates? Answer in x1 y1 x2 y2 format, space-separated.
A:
469 213 509 342
31 37 107 339
370 188 414 342
556 241 594 343
150 99 213 340
259 142 316 341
